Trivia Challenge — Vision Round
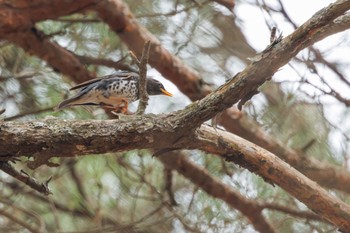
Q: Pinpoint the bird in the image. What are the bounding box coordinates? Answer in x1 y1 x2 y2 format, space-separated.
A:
56 71 172 114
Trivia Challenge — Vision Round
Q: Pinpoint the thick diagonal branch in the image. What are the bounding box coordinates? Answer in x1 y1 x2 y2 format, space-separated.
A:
195 126 349 229
159 153 276 233
1 0 350 195
173 0 350 128
0 118 348 229
92 0 350 194
220 107 350 193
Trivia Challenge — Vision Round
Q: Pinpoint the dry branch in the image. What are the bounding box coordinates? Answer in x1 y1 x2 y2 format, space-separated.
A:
0 208 41 233
76 55 136 72
94 0 212 100
219 107 350 193
1 0 350 195
259 203 322 222
0 0 97 32
92 0 350 194
1 0 350 230
0 162 51 195
172 0 350 129
19 185 145 233
130 41 151 115
196 126 350 227
3 30 94 84
160 152 276 233
4 107 54 121
0 118 349 229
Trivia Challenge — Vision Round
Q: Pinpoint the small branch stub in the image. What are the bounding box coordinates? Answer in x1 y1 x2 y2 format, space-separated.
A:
130 41 152 115
0 162 52 195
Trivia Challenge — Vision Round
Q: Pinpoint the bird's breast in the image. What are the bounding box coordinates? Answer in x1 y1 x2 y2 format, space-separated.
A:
106 80 138 100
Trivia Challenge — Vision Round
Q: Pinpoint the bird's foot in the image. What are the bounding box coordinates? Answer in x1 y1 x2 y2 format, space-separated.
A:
110 106 135 119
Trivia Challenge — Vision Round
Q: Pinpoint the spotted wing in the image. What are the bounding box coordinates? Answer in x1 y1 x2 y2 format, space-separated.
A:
70 71 138 90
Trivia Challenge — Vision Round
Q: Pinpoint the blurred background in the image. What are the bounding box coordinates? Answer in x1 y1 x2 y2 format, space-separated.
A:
1 0 349 232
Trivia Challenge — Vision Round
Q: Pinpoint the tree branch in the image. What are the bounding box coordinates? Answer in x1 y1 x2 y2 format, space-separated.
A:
195 125 349 230
259 203 322 222
130 41 151 115
1 1 350 230
94 0 212 100
0 162 52 195
0 0 97 32
219 107 350 194
76 55 136 72
0 208 41 233
2 30 94 84
4 107 54 121
92 0 350 194
4 181 149 233
173 0 350 129
159 152 276 233
2 0 350 195
1 118 350 229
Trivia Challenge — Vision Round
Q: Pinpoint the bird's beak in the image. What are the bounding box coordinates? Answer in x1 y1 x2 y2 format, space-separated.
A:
160 88 173 97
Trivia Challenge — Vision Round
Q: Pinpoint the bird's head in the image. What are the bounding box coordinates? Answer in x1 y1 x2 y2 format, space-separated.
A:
146 78 173 97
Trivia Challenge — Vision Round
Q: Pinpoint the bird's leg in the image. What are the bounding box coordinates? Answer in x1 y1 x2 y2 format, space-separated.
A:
99 100 132 116
111 100 129 115
100 103 122 115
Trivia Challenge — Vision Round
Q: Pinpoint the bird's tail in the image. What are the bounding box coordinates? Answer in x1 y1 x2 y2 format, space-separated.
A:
55 99 73 111
55 95 82 111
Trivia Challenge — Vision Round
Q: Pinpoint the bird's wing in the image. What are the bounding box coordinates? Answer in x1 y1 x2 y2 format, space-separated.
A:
69 71 138 90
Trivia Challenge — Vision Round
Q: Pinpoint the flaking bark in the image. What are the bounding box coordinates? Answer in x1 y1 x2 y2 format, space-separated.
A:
1 0 350 231
1 119 349 229
2 0 350 195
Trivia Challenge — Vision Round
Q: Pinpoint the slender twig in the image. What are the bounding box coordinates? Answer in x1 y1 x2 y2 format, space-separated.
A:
0 199 45 232
53 18 100 23
164 168 178 206
0 72 38 83
260 203 322 221
76 55 136 72
0 208 41 233
67 160 88 202
19 186 115 225
129 41 151 115
4 107 54 121
0 162 52 195
276 0 350 88
136 1 210 18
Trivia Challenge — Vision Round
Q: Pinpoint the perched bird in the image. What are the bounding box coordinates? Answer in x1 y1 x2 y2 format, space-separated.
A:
56 71 172 114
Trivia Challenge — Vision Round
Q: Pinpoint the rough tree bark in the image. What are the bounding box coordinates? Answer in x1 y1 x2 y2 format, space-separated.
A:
92 0 350 194
2 0 350 195
1 0 350 231
1 119 349 229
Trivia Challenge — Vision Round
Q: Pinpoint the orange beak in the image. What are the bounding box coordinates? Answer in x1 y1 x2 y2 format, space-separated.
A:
160 88 173 97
